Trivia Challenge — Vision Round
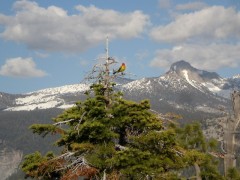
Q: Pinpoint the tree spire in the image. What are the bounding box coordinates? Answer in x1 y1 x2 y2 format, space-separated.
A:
104 36 110 89
102 36 115 106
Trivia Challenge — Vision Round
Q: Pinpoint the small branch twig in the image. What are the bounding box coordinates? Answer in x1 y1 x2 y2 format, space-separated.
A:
53 119 76 126
75 111 87 135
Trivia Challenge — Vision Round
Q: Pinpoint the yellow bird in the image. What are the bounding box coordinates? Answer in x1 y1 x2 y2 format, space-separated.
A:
113 63 126 74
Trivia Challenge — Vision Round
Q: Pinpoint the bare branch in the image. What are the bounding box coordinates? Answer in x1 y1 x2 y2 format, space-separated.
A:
51 151 76 161
53 119 76 126
221 141 227 154
56 155 92 172
74 111 87 135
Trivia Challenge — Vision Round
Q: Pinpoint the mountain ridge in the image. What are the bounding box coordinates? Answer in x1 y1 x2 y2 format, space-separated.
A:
0 60 239 115
1 60 239 180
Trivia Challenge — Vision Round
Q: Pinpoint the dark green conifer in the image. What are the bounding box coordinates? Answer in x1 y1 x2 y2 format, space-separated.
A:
21 40 224 180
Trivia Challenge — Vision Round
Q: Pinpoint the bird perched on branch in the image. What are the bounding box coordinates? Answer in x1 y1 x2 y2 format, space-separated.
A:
113 63 126 74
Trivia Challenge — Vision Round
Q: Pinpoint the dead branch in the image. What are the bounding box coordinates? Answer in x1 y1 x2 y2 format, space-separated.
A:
221 140 227 154
53 119 76 126
74 111 87 134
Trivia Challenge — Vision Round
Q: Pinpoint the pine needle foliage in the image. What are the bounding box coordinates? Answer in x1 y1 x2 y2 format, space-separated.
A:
22 81 225 179
22 83 168 179
21 48 224 179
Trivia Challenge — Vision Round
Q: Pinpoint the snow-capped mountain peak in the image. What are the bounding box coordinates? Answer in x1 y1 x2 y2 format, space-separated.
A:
162 60 232 97
169 60 194 72
1 60 239 115
168 60 221 81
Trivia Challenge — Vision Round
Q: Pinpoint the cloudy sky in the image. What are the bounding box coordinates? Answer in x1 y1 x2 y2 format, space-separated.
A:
0 0 240 93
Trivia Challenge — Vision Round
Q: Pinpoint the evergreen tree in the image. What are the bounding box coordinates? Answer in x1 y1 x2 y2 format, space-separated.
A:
21 82 224 179
226 167 240 180
21 41 224 179
171 122 223 180
22 83 182 179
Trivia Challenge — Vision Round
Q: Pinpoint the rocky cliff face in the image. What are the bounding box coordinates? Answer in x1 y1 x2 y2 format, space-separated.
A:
0 145 22 180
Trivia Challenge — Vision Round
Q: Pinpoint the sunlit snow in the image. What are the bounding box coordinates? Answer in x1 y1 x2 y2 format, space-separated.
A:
5 84 89 111
182 70 203 92
201 82 230 98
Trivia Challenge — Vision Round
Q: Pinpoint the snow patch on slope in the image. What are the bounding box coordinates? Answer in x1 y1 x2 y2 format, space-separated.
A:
122 78 153 93
5 84 89 111
233 74 240 79
202 82 230 98
182 70 203 92
6 100 63 111
202 82 221 92
28 84 89 95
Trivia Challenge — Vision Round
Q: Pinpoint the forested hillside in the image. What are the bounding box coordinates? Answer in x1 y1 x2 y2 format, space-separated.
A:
0 109 62 179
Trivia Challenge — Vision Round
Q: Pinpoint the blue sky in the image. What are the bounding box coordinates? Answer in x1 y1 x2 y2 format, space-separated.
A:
0 0 240 93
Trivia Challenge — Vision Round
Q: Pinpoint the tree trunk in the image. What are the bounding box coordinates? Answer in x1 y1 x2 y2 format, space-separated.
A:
223 91 240 176
194 163 202 180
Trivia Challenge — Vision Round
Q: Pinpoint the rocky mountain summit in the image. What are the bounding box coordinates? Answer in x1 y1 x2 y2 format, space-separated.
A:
1 60 239 179
0 60 238 118
121 60 236 118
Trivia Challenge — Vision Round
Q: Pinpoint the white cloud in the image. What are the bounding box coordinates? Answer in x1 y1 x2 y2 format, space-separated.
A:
176 2 208 11
150 43 240 71
35 52 49 58
158 0 171 9
0 1 149 52
0 57 47 78
150 6 240 43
